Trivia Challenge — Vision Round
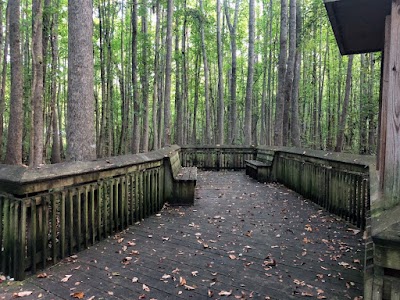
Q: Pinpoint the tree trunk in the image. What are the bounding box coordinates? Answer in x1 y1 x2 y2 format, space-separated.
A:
224 0 240 144
282 0 296 146
290 0 301 147
199 0 211 145
50 0 61 163
216 0 224 145
67 0 96 161
174 5 182 145
31 0 44 166
152 0 161 150
273 0 288 146
140 3 149 152
131 0 140 153
5 0 24 165
163 0 173 146
335 55 354 152
244 0 255 145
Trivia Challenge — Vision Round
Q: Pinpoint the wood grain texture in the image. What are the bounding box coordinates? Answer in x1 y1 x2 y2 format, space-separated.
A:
384 0 400 207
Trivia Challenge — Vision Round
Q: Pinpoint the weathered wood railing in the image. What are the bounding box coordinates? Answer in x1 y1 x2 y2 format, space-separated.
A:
181 146 373 229
270 148 373 229
180 145 256 170
0 145 182 280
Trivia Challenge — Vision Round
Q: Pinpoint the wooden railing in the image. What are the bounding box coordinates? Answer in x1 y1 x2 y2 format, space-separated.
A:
181 146 373 229
180 145 256 170
0 145 181 280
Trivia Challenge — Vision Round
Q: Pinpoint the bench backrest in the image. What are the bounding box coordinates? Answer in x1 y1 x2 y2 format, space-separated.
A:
256 150 275 164
170 151 182 178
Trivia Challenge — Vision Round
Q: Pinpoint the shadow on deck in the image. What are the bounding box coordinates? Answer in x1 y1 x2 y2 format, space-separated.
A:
0 171 363 300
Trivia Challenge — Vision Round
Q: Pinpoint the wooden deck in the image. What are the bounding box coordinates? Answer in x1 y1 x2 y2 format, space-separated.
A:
0 171 364 299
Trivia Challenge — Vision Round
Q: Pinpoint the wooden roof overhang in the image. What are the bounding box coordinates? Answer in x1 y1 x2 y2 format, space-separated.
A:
324 0 391 55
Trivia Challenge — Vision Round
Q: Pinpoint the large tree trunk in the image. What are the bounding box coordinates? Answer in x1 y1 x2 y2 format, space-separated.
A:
244 0 255 145
273 0 288 146
31 0 44 166
335 55 354 152
66 0 96 161
216 0 224 145
163 0 173 146
5 0 24 165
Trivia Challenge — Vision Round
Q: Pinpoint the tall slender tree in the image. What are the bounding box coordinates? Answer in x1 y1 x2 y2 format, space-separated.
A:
244 0 255 145
225 0 240 144
274 0 288 146
31 0 44 166
335 55 354 152
163 0 173 146
216 0 224 145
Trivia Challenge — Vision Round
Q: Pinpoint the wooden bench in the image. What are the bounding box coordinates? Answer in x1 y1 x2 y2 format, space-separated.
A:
166 150 197 206
245 150 274 183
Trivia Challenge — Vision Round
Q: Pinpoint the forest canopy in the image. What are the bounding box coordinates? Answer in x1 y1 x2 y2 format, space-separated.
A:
0 0 380 165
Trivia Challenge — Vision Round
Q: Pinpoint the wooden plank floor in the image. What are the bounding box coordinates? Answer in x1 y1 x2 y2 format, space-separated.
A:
0 171 364 300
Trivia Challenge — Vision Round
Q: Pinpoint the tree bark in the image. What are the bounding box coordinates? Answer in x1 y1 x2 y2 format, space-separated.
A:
140 3 149 152
163 0 173 146
131 0 140 153
273 0 288 146
152 0 161 150
290 0 301 147
335 55 354 152
67 0 96 161
31 0 44 166
224 0 240 144
244 0 255 145
216 0 224 145
282 0 296 146
5 0 24 165
199 0 211 144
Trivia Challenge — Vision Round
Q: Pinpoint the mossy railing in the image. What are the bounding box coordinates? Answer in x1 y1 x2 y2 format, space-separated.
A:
0 145 181 280
181 145 373 229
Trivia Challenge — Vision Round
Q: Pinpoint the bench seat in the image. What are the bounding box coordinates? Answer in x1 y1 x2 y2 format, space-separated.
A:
167 151 197 206
245 159 272 183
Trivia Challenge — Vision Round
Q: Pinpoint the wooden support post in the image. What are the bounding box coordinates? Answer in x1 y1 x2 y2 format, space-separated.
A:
383 1 400 207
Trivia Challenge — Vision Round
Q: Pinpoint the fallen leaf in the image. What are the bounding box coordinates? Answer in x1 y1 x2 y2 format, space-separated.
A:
108 291 114 295
191 271 199 277
161 274 171 280
179 277 187 286
301 291 313 297
37 273 48 278
61 275 72 282
184 285 196 290
218 290 232 296
143 284 150 292
70 292 84 299
117 238 124 243
208 290 214 297
229 254 237 260
13 291 33 298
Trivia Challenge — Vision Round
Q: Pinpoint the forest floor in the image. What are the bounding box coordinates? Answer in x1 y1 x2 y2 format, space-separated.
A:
0 171 364 300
